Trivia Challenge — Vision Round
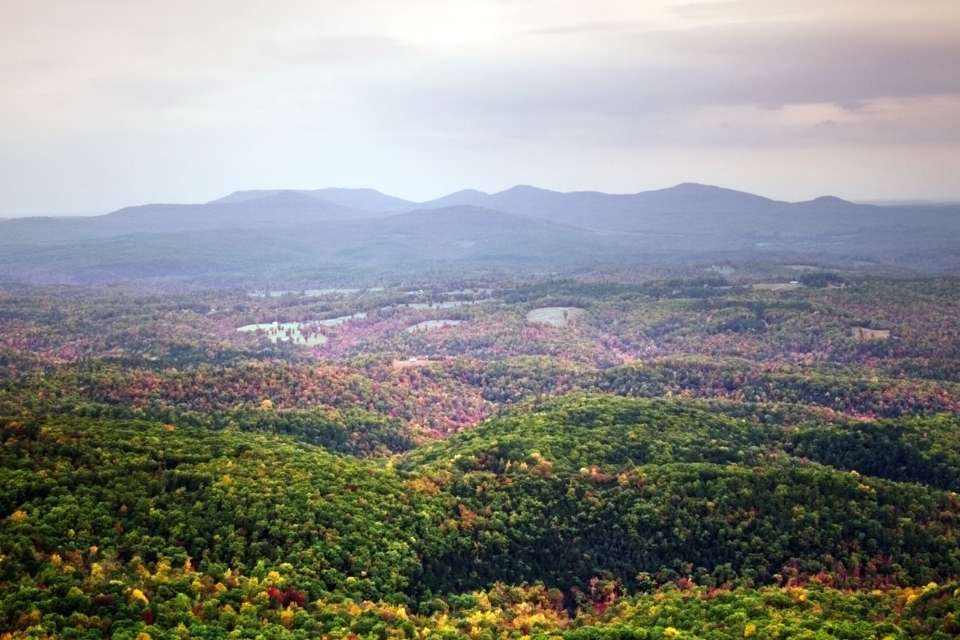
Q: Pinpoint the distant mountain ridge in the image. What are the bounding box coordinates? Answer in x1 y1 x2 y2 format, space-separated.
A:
1 183 958 283
417 183 867 231
3 182 865 233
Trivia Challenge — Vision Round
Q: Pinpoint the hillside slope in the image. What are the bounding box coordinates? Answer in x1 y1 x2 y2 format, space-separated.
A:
4 392 960 636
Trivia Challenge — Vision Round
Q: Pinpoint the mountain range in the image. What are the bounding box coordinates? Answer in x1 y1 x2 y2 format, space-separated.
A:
2 183 959 284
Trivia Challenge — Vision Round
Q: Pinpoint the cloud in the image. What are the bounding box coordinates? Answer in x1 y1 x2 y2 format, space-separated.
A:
1 0 958 212
375 17 960 116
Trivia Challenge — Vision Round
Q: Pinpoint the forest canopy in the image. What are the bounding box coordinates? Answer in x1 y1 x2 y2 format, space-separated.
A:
1 275 959 638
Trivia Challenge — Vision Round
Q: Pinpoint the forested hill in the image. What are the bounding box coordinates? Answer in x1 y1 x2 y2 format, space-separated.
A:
3 394 960 638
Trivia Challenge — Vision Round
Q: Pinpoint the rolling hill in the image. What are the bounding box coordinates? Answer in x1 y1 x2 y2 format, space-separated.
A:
4 394 960 636
0 206 616 284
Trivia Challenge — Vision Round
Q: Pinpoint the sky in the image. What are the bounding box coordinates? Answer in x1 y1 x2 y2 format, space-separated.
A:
2 0 959 216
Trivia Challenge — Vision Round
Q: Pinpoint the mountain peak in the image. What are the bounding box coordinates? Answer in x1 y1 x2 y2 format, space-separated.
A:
810 195 853 205
318 187 386 195
245 190 324 204
662 182 757 196
792 195 859 209
499 184 555 195
671 182 716 190
418 188 491 209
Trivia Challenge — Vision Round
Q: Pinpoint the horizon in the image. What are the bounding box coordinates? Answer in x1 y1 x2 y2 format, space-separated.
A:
5 181 960 219
3 1 959 215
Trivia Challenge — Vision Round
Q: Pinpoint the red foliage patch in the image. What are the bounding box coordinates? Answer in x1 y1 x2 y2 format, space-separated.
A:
267 586 307 607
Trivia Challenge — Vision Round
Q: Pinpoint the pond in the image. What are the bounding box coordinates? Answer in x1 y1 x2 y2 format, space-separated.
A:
441 288 493 296
398 299 493 310
248 287 383 298
236 321 327 346
317 312 367 327
405 319 463 333
751 282 802 291
526 307 586 327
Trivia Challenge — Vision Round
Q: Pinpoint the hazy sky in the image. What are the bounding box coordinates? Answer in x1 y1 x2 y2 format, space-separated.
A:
2 0 959 215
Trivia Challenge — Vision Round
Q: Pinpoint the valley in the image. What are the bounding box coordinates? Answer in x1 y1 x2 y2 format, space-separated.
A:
5 1 959 636
2 271 960 637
